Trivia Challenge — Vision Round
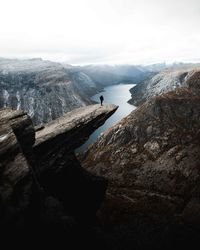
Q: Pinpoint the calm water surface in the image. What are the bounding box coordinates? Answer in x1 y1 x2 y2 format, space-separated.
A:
77 84 136 152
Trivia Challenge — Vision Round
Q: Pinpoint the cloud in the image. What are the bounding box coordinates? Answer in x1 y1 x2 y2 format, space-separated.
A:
0 0 200 64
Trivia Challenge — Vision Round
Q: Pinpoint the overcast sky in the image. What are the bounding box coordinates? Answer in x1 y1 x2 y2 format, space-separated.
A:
0 0 200 65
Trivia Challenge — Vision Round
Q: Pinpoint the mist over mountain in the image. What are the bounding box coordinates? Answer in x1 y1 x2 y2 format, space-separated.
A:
79 64 154 85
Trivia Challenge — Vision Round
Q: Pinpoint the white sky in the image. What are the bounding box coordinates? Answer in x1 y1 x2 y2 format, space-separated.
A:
0 0 200 65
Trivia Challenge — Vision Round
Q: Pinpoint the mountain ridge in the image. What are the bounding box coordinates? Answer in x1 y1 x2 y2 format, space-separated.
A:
128 65 200 106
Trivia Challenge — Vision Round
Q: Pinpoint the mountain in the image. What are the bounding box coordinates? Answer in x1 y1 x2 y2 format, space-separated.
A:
0 58 100 125
1 60 200 249
142 62 167 72
128 64 200 106
79 64 153 85
81 70 200 249
0 59 151 125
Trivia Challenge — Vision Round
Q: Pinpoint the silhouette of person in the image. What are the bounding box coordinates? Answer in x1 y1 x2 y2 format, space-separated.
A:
100 95 104 106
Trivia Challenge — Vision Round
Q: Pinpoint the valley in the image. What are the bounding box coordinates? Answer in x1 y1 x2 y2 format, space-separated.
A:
77 83 136 152
0 58 151 125
1 59 200 249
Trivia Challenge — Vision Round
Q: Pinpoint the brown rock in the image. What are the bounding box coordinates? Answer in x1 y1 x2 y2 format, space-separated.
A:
82 88 200 226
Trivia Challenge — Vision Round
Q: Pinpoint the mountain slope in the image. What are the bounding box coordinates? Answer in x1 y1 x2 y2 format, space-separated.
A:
0 58 98 125
129 65 200 106
81 73 200 248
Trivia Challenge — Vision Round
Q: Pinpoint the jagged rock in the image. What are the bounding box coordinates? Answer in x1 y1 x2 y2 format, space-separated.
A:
34 104 118 173
0 104 117 245
82 87 200 243
0 108 34 226
34 104 118 218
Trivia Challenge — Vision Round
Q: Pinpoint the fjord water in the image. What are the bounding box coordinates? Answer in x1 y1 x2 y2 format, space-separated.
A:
77 84 136 152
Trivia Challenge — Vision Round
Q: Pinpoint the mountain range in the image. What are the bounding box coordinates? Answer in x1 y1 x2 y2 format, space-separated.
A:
0 58 152 125
1 58 200 249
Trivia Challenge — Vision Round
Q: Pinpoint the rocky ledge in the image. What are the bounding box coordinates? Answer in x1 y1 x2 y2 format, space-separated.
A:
0 104 118 248
34 104 118 173
82 87 200 249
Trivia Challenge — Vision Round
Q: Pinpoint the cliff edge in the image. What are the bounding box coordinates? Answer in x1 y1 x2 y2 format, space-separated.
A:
0 104 118 248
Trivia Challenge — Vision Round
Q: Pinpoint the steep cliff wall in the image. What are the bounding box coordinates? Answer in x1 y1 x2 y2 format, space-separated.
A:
0 104 118 247
82 83 200 248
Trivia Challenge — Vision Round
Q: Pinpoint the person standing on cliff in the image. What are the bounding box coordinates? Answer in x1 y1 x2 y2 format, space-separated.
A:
100 95 104 106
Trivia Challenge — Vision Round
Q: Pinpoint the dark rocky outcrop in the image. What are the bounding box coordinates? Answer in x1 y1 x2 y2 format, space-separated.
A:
34 104 118 219
0 109 34 228
0 104 118 248
82 84 200 248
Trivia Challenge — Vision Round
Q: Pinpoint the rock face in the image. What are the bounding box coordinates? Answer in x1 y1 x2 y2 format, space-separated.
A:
34 104 118 218
0 58 98 125
0 104 118 247
129 66 200 106
82 85 200 248
34 104 117 171
0 108 34 227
